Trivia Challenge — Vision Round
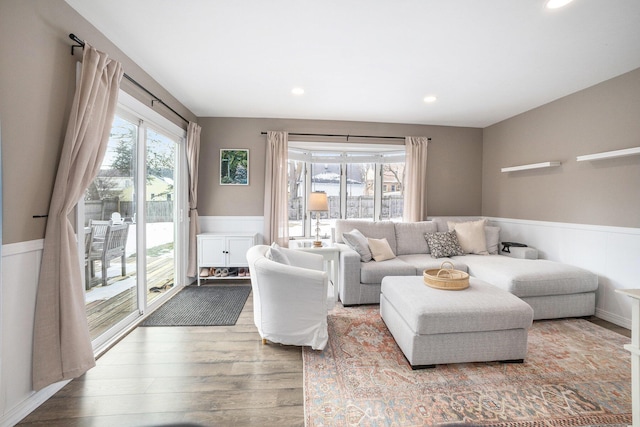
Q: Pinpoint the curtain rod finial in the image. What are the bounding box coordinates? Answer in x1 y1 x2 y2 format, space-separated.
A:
69 33 85 55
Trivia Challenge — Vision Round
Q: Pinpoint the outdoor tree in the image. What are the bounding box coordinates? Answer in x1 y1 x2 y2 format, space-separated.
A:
288 160 305 220
111 138 175 183
383 163 405 195
84 173 120 201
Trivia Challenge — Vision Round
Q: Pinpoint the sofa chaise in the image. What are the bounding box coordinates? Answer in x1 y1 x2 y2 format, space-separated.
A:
334 217 598 320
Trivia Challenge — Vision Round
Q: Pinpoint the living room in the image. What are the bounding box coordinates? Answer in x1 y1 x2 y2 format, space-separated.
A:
1 0 639 425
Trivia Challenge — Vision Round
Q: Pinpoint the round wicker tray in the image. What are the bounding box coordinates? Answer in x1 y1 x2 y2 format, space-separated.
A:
423 261 470 290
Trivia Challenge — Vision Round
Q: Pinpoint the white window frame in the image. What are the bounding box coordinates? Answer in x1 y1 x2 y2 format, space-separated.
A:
288 142 405 237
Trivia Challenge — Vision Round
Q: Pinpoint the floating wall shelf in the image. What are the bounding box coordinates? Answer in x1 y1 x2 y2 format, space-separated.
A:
501 161 561 173
576 146 640 162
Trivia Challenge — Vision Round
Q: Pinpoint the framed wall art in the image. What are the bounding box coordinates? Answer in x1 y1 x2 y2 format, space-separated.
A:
220 149 249 185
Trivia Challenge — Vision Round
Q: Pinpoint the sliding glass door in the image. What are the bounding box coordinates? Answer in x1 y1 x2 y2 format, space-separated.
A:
84 115 139 340
81 96 185 346
145 128 178 303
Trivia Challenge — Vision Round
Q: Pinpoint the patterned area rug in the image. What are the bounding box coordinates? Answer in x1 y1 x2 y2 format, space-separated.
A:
303 304 631 426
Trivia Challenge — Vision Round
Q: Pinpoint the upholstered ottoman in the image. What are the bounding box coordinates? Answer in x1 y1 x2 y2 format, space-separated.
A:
380 276 534 369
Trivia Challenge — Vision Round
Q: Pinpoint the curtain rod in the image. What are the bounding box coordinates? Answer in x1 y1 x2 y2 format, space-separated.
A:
261 132 430 141
69 33 190 125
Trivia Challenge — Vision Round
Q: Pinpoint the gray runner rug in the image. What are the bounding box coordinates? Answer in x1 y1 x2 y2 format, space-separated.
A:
140 285 251 326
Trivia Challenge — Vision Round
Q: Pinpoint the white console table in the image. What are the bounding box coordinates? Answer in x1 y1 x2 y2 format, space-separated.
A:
616 288 640 427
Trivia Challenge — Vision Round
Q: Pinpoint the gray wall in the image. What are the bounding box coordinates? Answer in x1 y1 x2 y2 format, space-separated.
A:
482 68 640 228
198 117 483 218
0 0 196 244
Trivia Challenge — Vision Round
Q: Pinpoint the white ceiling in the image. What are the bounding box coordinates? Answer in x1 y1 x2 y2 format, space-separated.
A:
65 0 640 128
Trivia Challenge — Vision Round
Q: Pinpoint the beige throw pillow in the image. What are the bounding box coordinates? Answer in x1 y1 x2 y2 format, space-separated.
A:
448 219 489 255
367 237 396 262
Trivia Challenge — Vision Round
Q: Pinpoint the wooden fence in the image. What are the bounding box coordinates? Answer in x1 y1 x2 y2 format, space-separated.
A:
85 199 174 225
288 195 403 221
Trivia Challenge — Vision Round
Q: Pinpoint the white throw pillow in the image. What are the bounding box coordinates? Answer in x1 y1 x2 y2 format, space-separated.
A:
448 219 489 255
342 229 373 262
367 237 396 262
267 242 290 265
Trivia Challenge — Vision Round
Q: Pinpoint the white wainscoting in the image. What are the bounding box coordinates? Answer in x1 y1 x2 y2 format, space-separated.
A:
487 217 640 329
0 239 68 427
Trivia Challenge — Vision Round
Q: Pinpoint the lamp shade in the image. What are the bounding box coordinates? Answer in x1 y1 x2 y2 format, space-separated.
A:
308 192 329 212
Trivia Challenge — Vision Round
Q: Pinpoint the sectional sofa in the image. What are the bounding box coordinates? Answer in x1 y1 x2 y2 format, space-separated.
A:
334 217 598 320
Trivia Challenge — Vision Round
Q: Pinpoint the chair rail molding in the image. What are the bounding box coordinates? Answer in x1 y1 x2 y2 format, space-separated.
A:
199 216 264 242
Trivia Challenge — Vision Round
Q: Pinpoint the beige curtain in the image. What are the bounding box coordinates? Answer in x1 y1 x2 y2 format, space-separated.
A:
32 44 123 391
403 136 429 222
264 131 289 246
186 122 202 277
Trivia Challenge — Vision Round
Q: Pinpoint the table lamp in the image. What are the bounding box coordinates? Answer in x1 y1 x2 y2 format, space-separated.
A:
308 192 329 247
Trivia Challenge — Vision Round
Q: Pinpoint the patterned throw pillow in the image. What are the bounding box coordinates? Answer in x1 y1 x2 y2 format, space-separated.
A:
424 231 464 258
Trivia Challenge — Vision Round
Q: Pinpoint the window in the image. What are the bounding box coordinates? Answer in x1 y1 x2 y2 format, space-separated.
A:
288 143 405 239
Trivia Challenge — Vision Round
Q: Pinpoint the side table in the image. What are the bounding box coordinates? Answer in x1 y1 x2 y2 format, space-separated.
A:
289 241 340 303
616 288 640 427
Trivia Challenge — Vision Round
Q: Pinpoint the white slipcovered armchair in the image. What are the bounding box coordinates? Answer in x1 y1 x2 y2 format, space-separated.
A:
246 244 335 350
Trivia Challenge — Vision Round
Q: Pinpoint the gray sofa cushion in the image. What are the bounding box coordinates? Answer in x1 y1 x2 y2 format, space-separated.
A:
485 226 500 255
360 258 416 284
394 221 437 255
397 254 468 274
432 216 482 232
452 254 599 297
335 219 398 253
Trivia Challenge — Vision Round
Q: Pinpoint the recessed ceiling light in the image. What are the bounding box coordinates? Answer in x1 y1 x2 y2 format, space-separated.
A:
423 95 437 103
291 87 305 95
546 0 574 9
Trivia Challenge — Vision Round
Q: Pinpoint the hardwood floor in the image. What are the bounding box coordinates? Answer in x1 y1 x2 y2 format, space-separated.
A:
19 282 305 427
17 285 629 427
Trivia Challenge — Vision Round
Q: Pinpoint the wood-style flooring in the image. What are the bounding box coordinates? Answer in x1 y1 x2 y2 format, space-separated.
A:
17 283 630 427
19 282 304 427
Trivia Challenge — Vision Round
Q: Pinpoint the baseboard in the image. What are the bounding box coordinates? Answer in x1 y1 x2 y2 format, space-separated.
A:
0 381 68 427
595 307 631 330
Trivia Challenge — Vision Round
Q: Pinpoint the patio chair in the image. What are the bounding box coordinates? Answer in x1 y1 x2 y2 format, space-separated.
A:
84 226 93 290
111 212 124 225
89 219 111 243
87 223 130 287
